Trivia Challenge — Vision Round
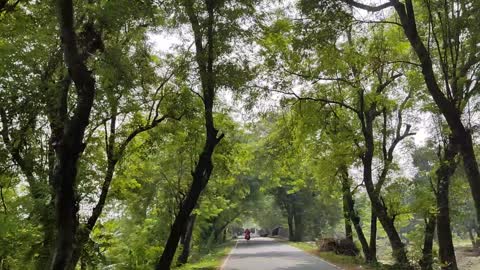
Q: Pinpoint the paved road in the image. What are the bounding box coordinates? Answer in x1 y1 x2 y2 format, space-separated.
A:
222 237 339 270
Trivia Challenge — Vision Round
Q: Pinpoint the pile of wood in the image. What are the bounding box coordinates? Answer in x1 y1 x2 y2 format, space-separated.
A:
316 238 359 256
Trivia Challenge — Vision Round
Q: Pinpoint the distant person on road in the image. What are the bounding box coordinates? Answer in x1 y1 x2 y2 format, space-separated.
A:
244 228 251 240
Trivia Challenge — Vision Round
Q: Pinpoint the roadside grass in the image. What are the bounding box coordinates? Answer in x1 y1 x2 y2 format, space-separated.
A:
288 241 392 270
174 241 235 270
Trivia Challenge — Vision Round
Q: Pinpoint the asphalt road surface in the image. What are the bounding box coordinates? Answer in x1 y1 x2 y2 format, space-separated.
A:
221 237 340 270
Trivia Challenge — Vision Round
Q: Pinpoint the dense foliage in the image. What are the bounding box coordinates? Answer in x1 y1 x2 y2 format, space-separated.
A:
1 0 480 270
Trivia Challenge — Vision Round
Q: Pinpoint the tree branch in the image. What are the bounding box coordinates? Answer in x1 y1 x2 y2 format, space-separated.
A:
271 89 359 113
343 0 396 12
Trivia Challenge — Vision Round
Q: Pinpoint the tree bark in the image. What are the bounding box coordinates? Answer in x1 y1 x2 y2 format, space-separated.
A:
177 214 196 265
435 138 458 270
287 213 295 241
155 135 221 270
293 209 304 242
342 189 353 242
419 216 436 270
369 209 377 262
340 170 373 262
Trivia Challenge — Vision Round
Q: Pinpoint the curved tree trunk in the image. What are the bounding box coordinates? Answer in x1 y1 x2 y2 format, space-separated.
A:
51 0 101 267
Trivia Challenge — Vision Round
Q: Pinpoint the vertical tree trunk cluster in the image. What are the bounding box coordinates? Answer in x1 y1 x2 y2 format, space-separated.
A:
277 188 306 242
357 82 413 268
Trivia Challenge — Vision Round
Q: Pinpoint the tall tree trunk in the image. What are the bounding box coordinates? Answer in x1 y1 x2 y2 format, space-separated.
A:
293 210 304 242
177 214 196 266
419 216 436 270
352 212 372 263
67 98 169 270
343 190 353 242
155 2 222 269
51 0 101 268
342 177 375 263
340 170 373 262
287 213 295 241
35 202 55 270
458 133 480 247
155 135 221 270
369 209 377 262
361 121 411 267
436 138 458 270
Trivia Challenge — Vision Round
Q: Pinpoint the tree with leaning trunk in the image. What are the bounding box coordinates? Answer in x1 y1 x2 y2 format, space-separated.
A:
155 0 256 267
155 0 223 268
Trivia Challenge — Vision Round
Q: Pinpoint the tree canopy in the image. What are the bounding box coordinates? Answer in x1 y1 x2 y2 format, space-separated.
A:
1 1 480 270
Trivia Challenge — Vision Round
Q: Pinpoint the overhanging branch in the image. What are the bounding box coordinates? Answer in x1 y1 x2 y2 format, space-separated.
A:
343 0 397 12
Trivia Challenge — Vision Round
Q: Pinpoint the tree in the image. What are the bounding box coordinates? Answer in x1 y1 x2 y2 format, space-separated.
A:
155 0 255 268
68 32 187 270
345 0 480 250
51 0 103 267
260 12 418 264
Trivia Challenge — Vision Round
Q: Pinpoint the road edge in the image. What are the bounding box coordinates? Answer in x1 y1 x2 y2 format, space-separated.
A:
219 240 239 270
275 239 344 270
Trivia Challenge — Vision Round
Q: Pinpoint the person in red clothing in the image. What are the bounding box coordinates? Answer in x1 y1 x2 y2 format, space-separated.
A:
244 228 251 240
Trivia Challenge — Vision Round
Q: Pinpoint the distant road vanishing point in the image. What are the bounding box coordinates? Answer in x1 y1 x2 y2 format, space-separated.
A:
221 238 340 270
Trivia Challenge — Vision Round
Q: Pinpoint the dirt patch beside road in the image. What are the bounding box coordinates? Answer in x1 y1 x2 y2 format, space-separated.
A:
456 246 480 270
